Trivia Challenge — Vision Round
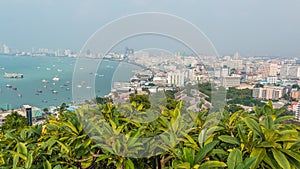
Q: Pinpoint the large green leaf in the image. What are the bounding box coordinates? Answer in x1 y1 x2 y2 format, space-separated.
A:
43 159 52 169
271 149 291 169
17 142 28 156
281 149 300 163
243 117 264 139
227 149 242 169
125 159 134 169
218 135 240 145
195 140 219 163
250 148 266 169
199 161 227 168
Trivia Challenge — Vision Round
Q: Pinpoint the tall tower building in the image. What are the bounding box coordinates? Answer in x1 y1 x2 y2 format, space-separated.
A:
2 44 10 54
233 52 240 60
296 101 300 121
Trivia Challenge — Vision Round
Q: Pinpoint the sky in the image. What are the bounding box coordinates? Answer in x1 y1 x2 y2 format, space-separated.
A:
0 0 300 56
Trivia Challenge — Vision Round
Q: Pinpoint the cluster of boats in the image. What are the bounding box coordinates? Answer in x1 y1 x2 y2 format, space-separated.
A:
4 84 22 98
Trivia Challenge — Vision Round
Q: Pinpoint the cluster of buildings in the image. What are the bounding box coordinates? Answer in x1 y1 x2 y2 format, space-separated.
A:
0 43 77 57
104 50 300 121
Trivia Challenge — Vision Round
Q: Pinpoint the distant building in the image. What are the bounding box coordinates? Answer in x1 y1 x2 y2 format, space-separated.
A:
167 71 185 87
252 86 285 100
296 101 300 121
221 75 241 89
291 90 300 100
266 76 278 84
2 44 9 54
280 65 300 79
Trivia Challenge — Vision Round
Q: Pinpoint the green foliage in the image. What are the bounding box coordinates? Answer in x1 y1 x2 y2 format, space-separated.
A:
227 87 263 107
129 94 151 110
0 100 299 168
1 111 28 133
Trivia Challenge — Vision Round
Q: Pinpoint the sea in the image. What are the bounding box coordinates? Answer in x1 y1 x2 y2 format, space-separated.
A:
0 55 140 109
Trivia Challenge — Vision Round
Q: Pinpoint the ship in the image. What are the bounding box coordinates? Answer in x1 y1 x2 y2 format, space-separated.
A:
4 72 23 78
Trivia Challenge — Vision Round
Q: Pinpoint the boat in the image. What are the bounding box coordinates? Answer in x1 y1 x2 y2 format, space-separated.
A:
57 69 62 72
52 77 59 81
37 90 43 93
66 88 70 91
60 85 64 88
86 86 92 89
52 90 58 94
65 81 70 84
77 85 82 88
4 72 23 78
18 93 22 98
43 85 47 88
41 79 48 83
46 68 51 71
12 87 17 90
6 84 12 88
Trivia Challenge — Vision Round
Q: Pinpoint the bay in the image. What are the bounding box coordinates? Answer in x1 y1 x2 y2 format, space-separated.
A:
0 55 140 109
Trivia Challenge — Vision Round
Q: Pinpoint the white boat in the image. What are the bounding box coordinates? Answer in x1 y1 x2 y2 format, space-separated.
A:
41 79 48 83
57 69 62 72
77 85 82 88
52 77 59 81
46 68 51 71
86 86 92 89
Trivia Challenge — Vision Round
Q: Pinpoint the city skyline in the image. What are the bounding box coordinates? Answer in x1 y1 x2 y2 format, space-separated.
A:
0 0 300 56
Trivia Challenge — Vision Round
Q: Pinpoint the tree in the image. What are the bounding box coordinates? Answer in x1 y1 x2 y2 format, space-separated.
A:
129 94 151 110
1 111 28 133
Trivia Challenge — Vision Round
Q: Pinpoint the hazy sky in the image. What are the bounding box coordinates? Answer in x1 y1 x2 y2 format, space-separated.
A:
0 0 300 56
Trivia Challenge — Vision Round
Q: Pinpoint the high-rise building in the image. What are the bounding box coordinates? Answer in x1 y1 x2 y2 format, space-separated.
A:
167 71 185 87
2 44 9 54
233 52 240 60
296 101 300 121
280 65 300 79
221 75 241 89
252 86 284 100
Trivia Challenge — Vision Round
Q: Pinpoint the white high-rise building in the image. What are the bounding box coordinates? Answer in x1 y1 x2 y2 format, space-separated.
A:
295 101 300 121
167 71 185 87
2 44 9 54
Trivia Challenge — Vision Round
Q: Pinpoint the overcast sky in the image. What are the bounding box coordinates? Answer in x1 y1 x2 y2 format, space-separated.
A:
0 0 300 56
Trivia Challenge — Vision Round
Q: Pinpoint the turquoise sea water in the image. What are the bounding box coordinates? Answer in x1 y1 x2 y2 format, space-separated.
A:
0 55 139 109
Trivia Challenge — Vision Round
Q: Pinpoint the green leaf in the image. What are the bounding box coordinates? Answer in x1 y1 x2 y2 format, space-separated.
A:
25 151 33 169
200 161 227 168
227 149 242 169
17 142 28 156
43 159 52 169
242 157 256 169
96 154 111 162
271 149 291 169
243 117 264 139
176 162 190 169
183 148 194 166
218 135 240 145
195 140 219 163
250 148 266 169
124 159 134 169
281 149 300 163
